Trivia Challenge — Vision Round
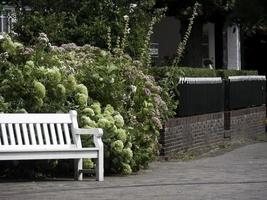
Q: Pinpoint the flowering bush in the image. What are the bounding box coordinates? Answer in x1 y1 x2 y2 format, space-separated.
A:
0 34 176 174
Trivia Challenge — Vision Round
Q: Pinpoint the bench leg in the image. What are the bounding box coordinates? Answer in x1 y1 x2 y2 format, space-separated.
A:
96 149 104 181
74 158 83 181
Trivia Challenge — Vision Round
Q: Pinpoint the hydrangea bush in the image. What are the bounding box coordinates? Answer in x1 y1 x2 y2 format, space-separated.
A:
0 34 176 174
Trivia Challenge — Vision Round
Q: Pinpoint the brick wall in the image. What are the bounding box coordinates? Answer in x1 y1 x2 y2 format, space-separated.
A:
161 106 266 155
161 112 224 155
225 106 266 139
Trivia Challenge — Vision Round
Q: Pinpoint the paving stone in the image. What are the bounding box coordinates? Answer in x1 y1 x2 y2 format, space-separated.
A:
1 143 267 200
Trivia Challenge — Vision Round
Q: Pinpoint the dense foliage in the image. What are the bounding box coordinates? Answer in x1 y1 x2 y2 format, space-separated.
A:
3 0 160 59
0 34 175 175
151 66 257 79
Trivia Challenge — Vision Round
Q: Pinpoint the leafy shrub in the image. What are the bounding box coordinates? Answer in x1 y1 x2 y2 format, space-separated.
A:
151 66 258 79
216 69 258 79
0 34 174 174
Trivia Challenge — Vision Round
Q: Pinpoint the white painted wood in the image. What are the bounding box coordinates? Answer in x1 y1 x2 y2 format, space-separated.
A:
70 110 82 148
0 113 72 124
42 124 51 145
49 124 58 145
15 124 23 145
22 124 30 145
179 77 222 84
74 158 83 181
229 76 266 82
29 124 37 145
63 124 71 145
94 128 104 181
0 110 104 181
8 124 16 145
1 124 9 145
56 124 64 145
73 128 103 136
36 124 44 145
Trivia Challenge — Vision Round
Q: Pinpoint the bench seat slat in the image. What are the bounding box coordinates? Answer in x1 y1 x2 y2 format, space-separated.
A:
1 124 9 145
15 124 23 145
49 124 58 145
22 124 30 145
64 124 71 145
43 124 51 145
36 124 44 145
8 124 16 145
29 124 37 145
0 114 72 124
57 124 65 145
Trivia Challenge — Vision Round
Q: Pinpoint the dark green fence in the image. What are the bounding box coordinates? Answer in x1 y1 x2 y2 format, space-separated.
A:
225 76 266 111
177 76 266 117
176 78 224 117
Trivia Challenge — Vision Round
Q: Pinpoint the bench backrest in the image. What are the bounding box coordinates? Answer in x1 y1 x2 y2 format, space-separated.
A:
0 110 81 150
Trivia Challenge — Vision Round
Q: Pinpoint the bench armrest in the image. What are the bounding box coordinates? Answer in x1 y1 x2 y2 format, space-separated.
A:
73 128 104 149
73 128 103 138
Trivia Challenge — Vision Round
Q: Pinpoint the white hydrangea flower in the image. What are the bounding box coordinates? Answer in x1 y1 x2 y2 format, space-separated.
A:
123 15 129 21
129 85 137 93
130 3 137 13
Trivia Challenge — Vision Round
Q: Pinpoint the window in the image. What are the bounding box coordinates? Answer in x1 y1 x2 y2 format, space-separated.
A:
0 6 15 34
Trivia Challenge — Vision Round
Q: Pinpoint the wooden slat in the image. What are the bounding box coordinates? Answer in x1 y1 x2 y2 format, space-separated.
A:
49 124 57 145
42 124 51 145
56 124 64 145
1 124 9 145
63 124 71 145
15 124 23 145
29 124 36 145
8 124 16 145
0 113 72 124
36 124 44 145
22 124 30 145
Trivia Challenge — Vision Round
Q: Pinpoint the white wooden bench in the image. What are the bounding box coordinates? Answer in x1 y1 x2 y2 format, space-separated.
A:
0 110 104 181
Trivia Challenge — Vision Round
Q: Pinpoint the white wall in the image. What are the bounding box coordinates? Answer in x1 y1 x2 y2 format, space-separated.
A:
227 25 241 70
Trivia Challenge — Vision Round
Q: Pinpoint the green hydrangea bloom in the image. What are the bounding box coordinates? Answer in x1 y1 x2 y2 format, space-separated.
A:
83 159 94 169
110 125 117 133
33 81 46 99
47 68 61 83
76 93 88 106
81 116 97 128
114 114 124 128
1 35 16 55
104 104 114 115
122 148 133 160
16 108 27 113
111 140 124 153
56 84 66 96
91 102 101 115
125 142 132 148
25 60 35 68
121 163 132 175
34 97 44 107
76 84 88 96
97 118 110 128
83 107 95 117
14 42 23 50
104 115 115 126
115 128 127 143
66 75 77 91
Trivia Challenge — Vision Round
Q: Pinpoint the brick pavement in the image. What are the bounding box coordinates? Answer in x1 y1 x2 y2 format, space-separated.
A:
1 142 267 200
